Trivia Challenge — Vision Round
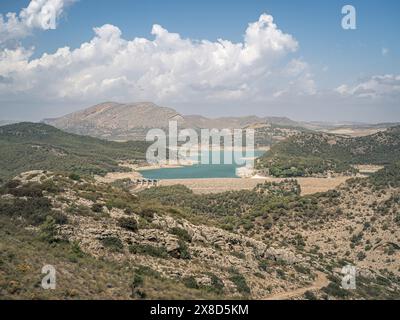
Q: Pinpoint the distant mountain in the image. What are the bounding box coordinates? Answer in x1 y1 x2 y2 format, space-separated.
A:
0 122 148 182
43 102 184 141
257 125 400 177
43 102 302 141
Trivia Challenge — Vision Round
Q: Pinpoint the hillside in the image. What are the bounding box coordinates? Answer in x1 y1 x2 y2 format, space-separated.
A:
1 170 399 299
0 122 148 182
256 126 400 177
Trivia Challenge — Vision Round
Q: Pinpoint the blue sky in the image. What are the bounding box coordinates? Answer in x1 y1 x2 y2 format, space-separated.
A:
0 0 399 121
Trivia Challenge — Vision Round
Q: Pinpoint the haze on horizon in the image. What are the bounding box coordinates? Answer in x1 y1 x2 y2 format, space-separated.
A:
0 0 399 123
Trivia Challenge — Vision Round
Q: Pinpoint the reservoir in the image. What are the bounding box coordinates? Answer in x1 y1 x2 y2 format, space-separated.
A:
139 150 265 179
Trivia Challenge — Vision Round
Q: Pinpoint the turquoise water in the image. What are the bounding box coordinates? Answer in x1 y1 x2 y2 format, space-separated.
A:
139 151 265 180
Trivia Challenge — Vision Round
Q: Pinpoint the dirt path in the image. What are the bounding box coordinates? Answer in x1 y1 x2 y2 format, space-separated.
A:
264 272 329 300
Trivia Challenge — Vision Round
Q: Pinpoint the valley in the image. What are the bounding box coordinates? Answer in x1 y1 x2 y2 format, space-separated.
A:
1 103 399 301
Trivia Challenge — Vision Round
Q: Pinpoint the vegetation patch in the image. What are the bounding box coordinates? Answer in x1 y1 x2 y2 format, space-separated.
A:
101 236 124 252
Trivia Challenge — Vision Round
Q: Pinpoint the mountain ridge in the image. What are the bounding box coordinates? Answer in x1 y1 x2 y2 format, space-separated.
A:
43 102 301 141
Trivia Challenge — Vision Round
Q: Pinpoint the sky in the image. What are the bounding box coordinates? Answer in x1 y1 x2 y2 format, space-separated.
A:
0 0 399 122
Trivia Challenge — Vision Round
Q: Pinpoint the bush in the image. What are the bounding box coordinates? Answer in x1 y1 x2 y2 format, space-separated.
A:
69 173 81 181
39 216 57 243
132 274 144 288
51 211 68 225
138 208 156 221
322 282 349 298
0 197 52 226
229 270 251 295
91 203 103 213
183 276 199 289
169 227 192 242
67 204 92 216
206 273 224 294
304 291 317 300
169 241 191 260
8 182 43 198
259 260 268 272
41 180 62 194
101 236 124 252
118 217 138 232
4 179 21 189
131 274 146 299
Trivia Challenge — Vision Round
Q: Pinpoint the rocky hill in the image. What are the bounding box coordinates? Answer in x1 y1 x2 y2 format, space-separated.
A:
43 102 184 141
1 169 399 299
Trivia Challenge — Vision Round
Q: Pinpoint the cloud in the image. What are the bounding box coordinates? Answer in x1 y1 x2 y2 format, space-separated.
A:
381 47 389 57
0 0 75 45
336 74 400 99
0 13 317 109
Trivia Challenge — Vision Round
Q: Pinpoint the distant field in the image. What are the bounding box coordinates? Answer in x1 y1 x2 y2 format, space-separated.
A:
324 128 385 137
159 177 350 195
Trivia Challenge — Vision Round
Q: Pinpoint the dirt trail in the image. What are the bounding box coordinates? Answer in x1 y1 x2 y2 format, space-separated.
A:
264 272 329 300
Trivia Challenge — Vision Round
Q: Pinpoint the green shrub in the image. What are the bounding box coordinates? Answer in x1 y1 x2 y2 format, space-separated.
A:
183 276 199 289
304 291 317 300
101 236 124 252
67 204 92 216
132 274 144 288
322 282 349 298
0 197 52 226
39 216 57 243
118 217 138 232
51 211 68 225
205 273 224 294
169 227 192 242
170 241 191 260
41 180 62 193
69 173 81 181
131 274 146 299
138 208 156 221
91 203 103 213
259 260 268 272
229 270 250 295
9 182 43 198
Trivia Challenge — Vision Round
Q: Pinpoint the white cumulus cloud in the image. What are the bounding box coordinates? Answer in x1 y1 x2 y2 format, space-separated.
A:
336 74 400 99
0 13 317 108
0 0 75 45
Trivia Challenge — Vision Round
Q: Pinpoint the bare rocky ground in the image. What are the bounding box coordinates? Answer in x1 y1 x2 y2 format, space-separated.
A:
1 171 399 300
